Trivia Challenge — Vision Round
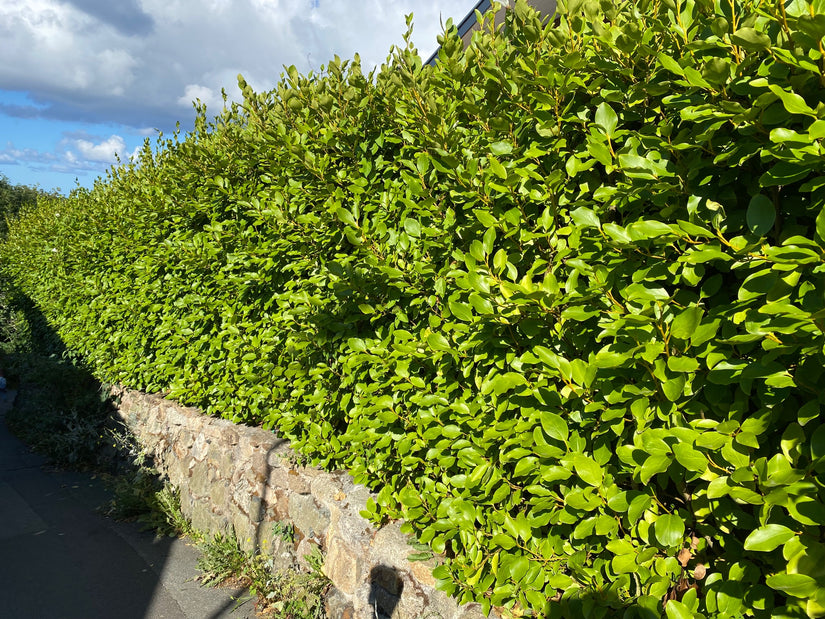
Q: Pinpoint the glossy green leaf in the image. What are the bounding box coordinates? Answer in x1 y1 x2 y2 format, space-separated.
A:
595 102 618 138
665 599 694 619
798 13 825 39
492 372 527 395
766 573 818 598
336 207 357 227
744 525 796 552
671 307 703 339
667 356 700 373
662 374 686 402
673 444 706 472
768 84 816 117
707 476 731 499
573 454 604 487
509 556 530 583
811 424 825 461
640 454 672 483
540 411 569 443
612 552 638 574
427 332 451 352
490 141 513 156
658 53 685 76
816 208 825 244
571 207 600 228
448 300 474 322
404 217 421 237
489 157 507 179
468 293 493 315
654 514 685 547
492 533 517 549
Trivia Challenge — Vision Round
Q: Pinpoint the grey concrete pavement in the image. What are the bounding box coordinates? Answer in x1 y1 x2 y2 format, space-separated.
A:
0 388 256 619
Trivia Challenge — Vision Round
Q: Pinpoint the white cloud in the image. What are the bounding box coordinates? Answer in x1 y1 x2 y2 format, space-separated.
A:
73 135 127 163
0 0 478 128
1 133 135 173
178 84 225 111
0 0 480 189
0 0 137 96
0 143 58 165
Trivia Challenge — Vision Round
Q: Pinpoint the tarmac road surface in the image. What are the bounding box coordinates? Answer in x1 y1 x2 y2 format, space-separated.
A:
0 388 255 619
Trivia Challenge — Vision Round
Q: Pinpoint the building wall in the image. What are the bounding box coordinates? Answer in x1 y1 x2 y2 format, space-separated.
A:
429 0 558 64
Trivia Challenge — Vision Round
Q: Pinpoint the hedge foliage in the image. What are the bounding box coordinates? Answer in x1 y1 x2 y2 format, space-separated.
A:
3 0 825 616
0 176 62 354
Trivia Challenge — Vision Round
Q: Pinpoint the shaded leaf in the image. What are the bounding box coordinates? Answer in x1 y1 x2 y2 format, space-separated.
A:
731 27 771 51
747 195 775 236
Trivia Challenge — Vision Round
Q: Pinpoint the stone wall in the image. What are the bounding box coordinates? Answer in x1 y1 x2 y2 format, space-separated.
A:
113 388 499 619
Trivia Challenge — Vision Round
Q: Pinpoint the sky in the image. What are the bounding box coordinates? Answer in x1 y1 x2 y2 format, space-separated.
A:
0 0 479 194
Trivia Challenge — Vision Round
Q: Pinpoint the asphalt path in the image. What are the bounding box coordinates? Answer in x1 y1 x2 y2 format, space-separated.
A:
0 388 255 619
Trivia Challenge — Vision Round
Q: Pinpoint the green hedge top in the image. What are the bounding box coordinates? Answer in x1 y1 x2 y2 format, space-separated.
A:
3 1 825 617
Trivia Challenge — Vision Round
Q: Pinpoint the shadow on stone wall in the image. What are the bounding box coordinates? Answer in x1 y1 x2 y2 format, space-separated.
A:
369 565 404 618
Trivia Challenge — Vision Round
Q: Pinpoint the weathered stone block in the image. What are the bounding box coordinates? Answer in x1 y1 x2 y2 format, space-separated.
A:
191 432 209 461
266 466 290 492
325 587 355 619
250 451 268 482
288 493 330 538
233 512 258 553
208 442 233 474
369 522 437 588
331 507 375 552
172 441 189 461
191 500 227 536
249 495 265 523
189 459 211 497
453 603 491 619
166 455 188 488
272 488 290 521
284 469 311 494
310 474 344 507
231 475 262 512
324 535 363 595
209 480 228 510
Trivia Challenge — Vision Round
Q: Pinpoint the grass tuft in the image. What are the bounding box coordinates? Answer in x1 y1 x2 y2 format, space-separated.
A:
196 530 329 619
4 353 114 468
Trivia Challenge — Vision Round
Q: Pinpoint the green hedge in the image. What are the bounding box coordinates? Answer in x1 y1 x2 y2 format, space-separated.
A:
3 1 825 616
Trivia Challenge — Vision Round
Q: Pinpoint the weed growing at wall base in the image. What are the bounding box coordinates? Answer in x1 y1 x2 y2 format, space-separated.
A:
196 531 329 619
107 458 330 619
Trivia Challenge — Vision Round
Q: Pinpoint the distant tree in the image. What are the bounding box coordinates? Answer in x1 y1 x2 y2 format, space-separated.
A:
0 175 59 238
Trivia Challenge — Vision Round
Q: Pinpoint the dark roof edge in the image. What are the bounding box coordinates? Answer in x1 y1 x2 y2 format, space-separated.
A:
425 0 495 66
